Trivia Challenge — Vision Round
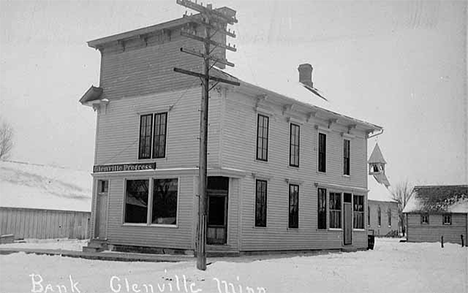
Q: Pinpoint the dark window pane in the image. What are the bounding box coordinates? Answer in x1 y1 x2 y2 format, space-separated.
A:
289 124 300 167
255 180 267 227
289 185 299 228
125 180 149 223
256 115 269 161
318 188 327 229
343 139 350 175
139 115 153 159
319 133 326 172
153 113 167 158
353 195 364 229
208 196 225 226
152 179 178 225
329 192 341 228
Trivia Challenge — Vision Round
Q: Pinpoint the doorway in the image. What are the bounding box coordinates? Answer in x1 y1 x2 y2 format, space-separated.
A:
95 180 108 239
343 193 353 245
207 177 229 245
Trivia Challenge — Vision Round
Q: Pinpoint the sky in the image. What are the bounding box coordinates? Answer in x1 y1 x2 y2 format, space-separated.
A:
0 0 466 187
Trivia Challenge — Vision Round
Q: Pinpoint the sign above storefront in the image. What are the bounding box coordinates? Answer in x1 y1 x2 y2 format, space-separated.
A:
93 163 156 173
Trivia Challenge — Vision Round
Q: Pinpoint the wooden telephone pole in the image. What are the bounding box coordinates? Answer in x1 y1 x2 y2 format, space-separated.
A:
174 0 239 271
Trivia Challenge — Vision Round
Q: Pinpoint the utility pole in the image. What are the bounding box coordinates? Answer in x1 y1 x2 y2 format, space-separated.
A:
174 0 239 271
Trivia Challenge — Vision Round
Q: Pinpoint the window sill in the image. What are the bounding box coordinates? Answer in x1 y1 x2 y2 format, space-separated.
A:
342 175 351 178
353 229 366 232
317 171 327 175
122 223 178 228
328 228 342 231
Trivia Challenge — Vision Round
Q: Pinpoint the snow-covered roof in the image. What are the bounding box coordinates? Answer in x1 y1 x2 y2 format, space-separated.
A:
403 185 468 214
0 161 92 212
213 68 383 133
368 175 394 202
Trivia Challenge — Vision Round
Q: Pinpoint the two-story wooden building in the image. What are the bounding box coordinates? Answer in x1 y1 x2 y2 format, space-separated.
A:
80 12 383 254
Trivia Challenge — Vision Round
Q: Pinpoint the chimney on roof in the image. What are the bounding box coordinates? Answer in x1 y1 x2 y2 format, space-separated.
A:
298 63 313 87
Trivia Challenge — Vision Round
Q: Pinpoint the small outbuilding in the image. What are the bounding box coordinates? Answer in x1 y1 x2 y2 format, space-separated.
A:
403 185 468 245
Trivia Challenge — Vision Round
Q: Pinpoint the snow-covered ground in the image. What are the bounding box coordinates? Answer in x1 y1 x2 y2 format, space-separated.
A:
0 160 92 211
0 238 466 293
0 238 88 251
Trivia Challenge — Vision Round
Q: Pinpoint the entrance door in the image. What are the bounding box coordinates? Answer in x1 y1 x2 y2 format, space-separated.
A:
95 180 108 239
343 193 353 245
207 177 229 245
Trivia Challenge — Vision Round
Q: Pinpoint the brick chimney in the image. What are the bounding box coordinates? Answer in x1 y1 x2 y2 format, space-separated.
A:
298 63 313 87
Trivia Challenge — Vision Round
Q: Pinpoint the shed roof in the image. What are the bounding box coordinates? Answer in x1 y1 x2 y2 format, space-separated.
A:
403 185 468 214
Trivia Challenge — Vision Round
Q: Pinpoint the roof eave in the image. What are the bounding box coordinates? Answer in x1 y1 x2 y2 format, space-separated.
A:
79 86 104 106
237 79 382 132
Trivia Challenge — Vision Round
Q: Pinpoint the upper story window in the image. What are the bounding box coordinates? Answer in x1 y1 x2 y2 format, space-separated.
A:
353 195 364 229
255 180 267 227
442 214 451 225
317 188 327 229
318 133 326 172
138 113 167 159
343 139 350 175
289 124 300 167
329 192 341 228
289 184 299 228
256 114 269 161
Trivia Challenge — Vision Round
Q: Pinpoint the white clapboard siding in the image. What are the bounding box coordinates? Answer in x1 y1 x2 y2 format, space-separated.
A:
100 33 204 100
220 90 369 251
0 207 90 239
105 175 194 249
407 213 467 244
95 87 221 169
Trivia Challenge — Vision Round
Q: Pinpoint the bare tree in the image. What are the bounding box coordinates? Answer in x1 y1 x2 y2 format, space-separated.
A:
0 119 14 160
390 181 414 236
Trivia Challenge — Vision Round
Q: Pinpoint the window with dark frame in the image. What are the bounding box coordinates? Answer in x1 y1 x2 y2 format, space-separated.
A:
256 114 269 161
289 124 300 167
124 179 149 224
353 195 364 229
329 192 342 228
377 206 381 226
289 184 299 228
152 178 178 225
442 214 451 225
153 113 167 158
421 214 429 224
318 188 327 229
343 139 350 175
138 112 167 159
387 208 392 226
255 180 267 227
318 133 326 172
139 114 153 159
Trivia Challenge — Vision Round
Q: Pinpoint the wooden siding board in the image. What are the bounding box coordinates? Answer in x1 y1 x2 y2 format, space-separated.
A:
219 92 369 251
407 213 467 244
0 208 90 239
105 176 194 249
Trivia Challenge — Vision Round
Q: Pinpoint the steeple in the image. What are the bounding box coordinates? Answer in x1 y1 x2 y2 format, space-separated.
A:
369 143 390 187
